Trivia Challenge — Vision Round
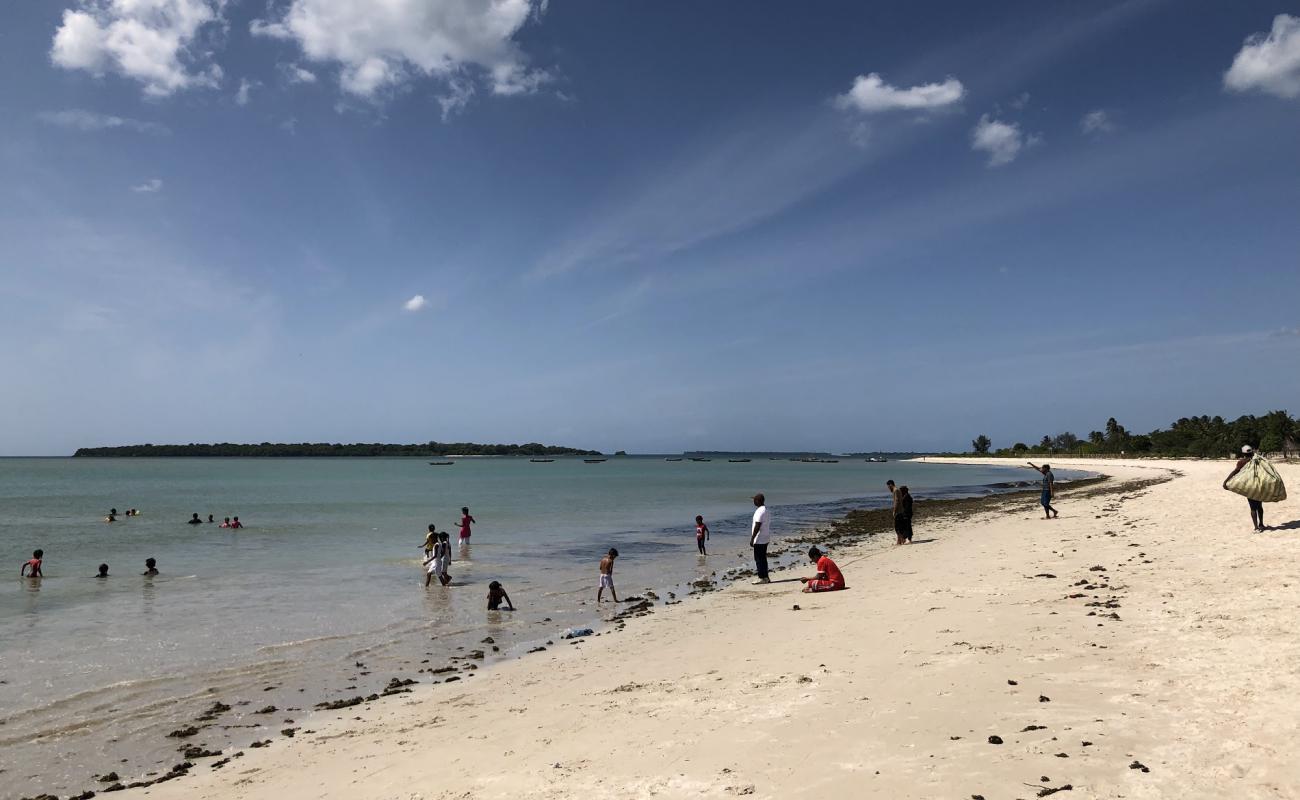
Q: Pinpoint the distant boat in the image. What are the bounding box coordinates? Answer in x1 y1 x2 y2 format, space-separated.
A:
530 458 554 463
728 458 751 463
428 461 454 466
821 459 839 463
689 457 712 462
866 456 888 463
665 458 683 462
584 458 607 463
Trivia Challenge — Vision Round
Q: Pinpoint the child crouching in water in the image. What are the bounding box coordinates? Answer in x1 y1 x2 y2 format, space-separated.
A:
487 580 514 610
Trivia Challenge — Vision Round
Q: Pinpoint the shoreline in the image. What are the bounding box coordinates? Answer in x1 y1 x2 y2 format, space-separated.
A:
6 465 1101 799
106 458 1300 799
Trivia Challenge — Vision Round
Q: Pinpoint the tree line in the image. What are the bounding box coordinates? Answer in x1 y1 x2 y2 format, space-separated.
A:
72 441 603 457
971 410 1297 458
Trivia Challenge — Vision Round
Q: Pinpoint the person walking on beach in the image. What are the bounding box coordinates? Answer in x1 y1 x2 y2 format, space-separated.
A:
799 547 846 592
894 485 914 544
1224 445 1267 532
597 548 619 603
695 515 710 555
21 549 43 577
751 493 770 584
458 507 475 542
1027 462 1058 519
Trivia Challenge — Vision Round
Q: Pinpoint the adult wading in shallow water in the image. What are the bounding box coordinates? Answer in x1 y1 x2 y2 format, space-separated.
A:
1224 445 1266 532
1028 462 1058 519
750 493 770 584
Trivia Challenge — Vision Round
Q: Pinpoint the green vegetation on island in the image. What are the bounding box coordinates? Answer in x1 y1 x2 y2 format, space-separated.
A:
72 442 603 458
971 410 1298 458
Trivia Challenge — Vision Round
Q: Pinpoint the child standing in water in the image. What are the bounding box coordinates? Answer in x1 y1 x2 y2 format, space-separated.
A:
421 524 437 560
142 557 159 576
695 515 710 555
458 507 475 542
437 531 453 585
21 549 43 577
597 548 619 603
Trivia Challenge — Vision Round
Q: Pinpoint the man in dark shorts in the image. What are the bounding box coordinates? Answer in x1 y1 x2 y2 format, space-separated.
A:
1224 445 1265 532
1028 462 1058 519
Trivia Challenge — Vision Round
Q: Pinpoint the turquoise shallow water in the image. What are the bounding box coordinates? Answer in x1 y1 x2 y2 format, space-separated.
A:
0 456 1075 797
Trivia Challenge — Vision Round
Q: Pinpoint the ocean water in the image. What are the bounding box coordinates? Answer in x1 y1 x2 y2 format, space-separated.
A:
0 456 1071 797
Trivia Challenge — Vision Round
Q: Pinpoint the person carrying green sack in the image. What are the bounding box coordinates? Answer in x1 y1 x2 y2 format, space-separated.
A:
1223 445 1288 532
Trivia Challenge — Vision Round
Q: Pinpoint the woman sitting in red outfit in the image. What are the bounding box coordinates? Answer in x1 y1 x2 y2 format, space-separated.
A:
799 546 846 593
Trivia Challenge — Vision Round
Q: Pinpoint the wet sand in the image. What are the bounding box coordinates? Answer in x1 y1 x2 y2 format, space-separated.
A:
109 458 1300 799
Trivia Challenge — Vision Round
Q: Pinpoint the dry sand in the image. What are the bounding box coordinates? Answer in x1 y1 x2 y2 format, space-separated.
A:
120 458 1300 800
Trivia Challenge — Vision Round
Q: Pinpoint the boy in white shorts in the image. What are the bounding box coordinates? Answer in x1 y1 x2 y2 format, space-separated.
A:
436 531 452 585
597 548 619 603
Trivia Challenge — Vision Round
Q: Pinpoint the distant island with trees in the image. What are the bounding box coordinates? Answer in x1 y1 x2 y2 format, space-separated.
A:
72 442 603 457
969 410 1297 458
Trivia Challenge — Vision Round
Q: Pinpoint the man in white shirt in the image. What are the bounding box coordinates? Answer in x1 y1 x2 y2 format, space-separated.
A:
750 493 770 584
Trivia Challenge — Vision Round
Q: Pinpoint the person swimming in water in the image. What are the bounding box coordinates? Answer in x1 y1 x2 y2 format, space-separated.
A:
187 513 203 525
142 557 159 576
230 516 243 529
21 549 43 577
96 563 109 578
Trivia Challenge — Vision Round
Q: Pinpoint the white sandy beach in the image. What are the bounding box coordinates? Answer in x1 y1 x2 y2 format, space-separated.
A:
119 458 1300 800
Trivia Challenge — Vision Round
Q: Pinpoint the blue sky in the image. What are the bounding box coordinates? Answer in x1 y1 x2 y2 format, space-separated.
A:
2 0 1299 455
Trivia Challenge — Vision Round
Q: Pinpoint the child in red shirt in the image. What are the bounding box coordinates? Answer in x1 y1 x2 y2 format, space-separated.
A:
799 546 845 593
21 549 43 577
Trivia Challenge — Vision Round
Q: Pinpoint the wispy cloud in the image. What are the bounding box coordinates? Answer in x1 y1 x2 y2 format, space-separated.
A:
530 112 879 280
282 63 318 85
37 109 169 135
1224 14 1300 99
1080 109 1117 135
235 79 259 106
403 294 428 312
130 178 163 193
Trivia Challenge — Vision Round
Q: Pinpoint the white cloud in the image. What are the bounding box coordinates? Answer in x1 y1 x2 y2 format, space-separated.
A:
37 109 169 135
235 78 257 105
403 294 428 311
50 0 226 97
971 115 1026 167
1224 14 1300 98
130 178 163 193
251 0 551 104
834 72 964 113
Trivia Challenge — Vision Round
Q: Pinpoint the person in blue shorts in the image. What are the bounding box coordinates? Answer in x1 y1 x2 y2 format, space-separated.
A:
1028 462 1058 519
